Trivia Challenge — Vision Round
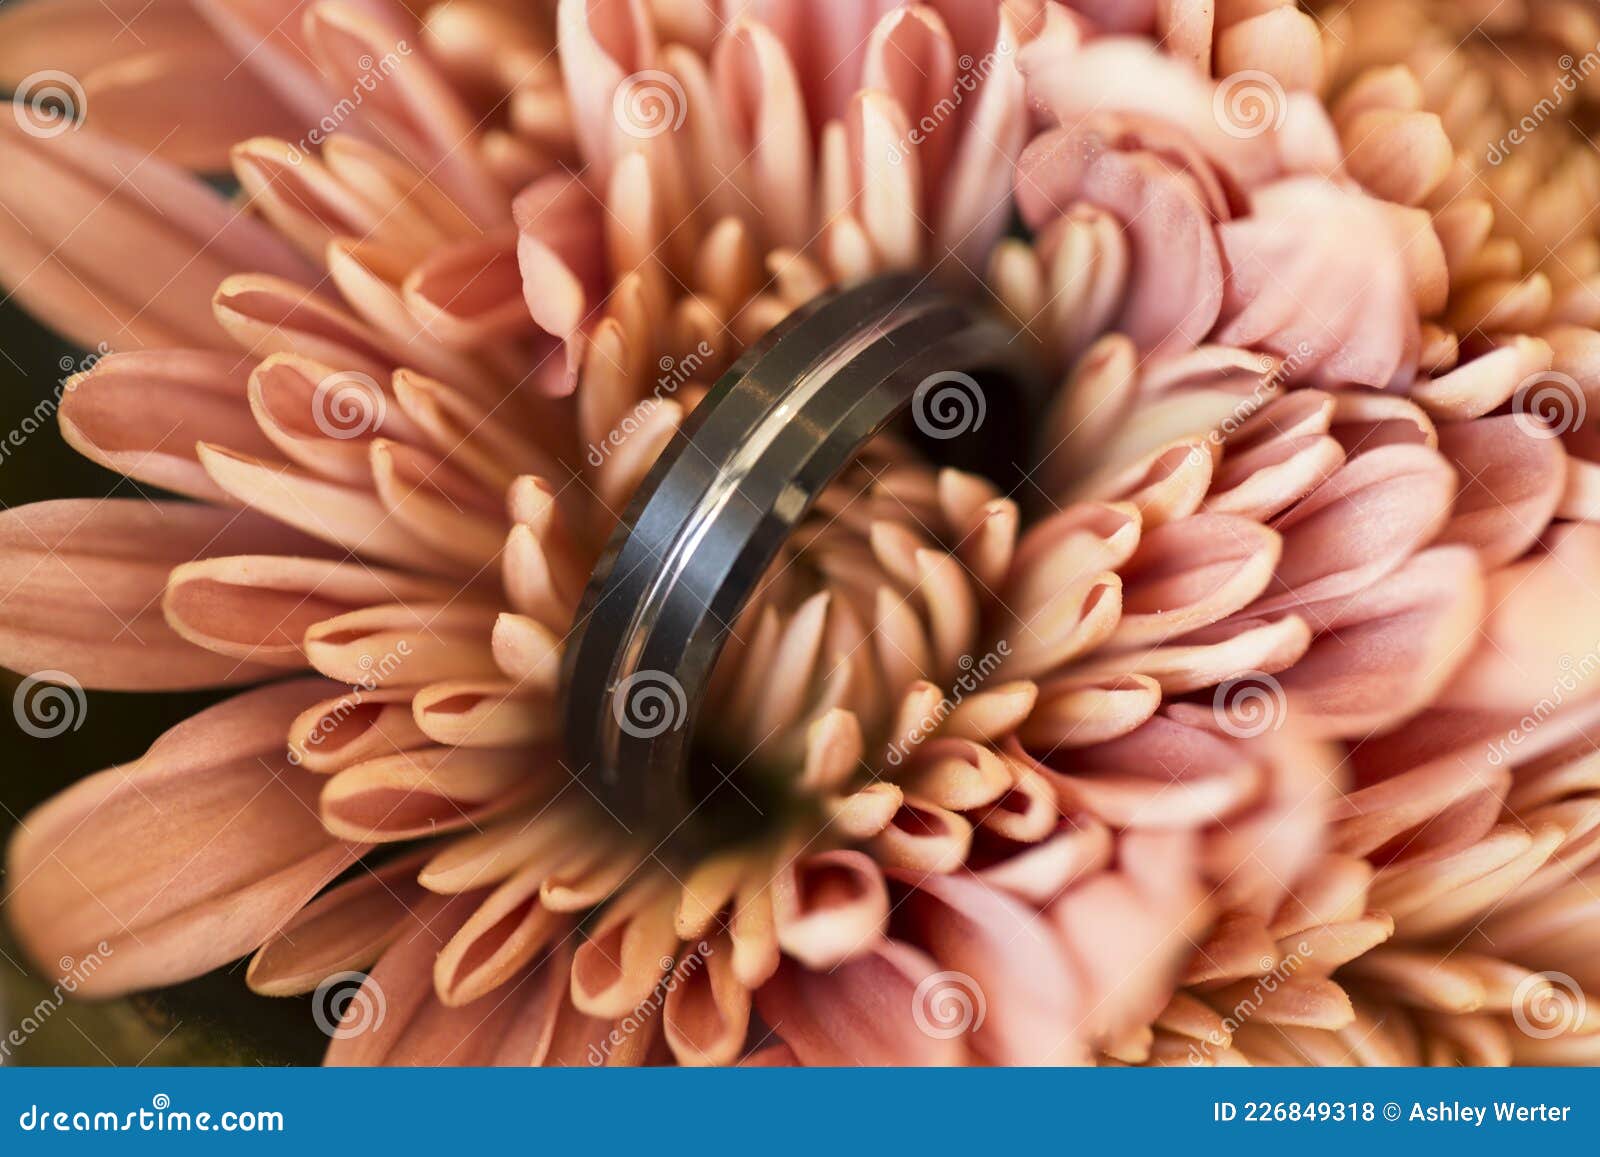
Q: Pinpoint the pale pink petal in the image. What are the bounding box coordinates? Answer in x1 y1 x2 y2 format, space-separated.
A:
894 868 1084 1063
1279 547 1486 737
1017 120 1224 354
1252 444 1457 621
754 939 966 1065
1216 178 1426 389
1438 524 1600 712
1436 416 1566 568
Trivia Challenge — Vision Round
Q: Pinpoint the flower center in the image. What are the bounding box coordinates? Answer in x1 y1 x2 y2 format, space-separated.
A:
561 274 1045 851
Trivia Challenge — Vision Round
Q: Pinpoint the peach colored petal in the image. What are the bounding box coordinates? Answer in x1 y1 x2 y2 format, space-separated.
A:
417 799 597 895
302 2 507 226
303 602 501 686
247 354 420 486
412 681 557 748
0 0 206 90
404 231 540 347
195 442 433 574
247 849 432 995
970 812 1114 904
396 372 571 493
1106 514 1281 648
6 679 361 995
715 20 815 250
233 137 405 262
211 274 393 382
324 238 501 400
1332 751 1508 861
82 48 302 170
164 555 453 667
434 868 569 1007
0 499 320 689
1375 824 1564 941
1034 714 1259 829
771 849 889 969
1077 613 1312 696
662 933 752 1066
1328 392 1437 454
287 688 429 774
554 0 655 178
0 121 315 351
1048 829 1209 1048
514 172 607 379
59 349 277 504
325 892 594 1065
1411 337 1553 421
1019 673 1162 748
570 880 678 1018
868 797 974 874
369 439 509 574
1018 35 1279 188
320 746 546 842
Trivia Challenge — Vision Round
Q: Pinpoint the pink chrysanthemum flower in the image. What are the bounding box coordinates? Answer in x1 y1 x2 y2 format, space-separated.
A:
1 0 1598 1067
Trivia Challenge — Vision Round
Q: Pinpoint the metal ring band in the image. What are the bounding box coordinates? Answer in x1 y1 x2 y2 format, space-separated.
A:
559 272 1041 825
